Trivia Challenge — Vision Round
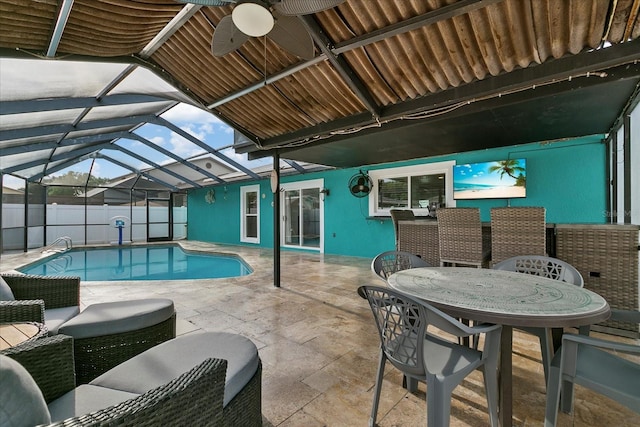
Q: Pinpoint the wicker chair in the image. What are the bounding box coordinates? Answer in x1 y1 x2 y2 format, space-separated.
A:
437 207 490 268
390 209 415 249
0 274 80 328
1 274 176 384
490 207 546 266
0 333 263 426
371 250 430 282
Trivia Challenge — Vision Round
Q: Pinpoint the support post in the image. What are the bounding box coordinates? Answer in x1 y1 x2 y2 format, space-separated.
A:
272 153 281 288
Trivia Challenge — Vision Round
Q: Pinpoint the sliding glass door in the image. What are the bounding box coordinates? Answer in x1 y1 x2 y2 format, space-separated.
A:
280 179 324 252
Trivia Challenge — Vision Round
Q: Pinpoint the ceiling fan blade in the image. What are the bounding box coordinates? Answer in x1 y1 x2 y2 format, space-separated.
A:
273 0 345 15
176 0 233 5
211 15 249 57
267 14 314 60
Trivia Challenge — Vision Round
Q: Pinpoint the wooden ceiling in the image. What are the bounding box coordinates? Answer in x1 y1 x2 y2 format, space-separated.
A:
1 0 640 169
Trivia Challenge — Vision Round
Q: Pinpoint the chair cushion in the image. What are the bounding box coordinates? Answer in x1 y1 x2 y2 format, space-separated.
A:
91 331 259 407
47 384 139 422
0 355 51 427
58 298 174 339
0 276 15 301
45 306 80 335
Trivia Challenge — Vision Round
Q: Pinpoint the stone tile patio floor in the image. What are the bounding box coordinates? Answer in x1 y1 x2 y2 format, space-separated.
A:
1 241 638 426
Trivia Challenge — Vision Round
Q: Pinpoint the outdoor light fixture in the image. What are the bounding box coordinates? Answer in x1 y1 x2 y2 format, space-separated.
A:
232 2 274 37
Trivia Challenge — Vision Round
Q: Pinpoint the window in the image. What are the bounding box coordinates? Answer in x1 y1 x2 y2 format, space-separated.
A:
240 185 260 243
368 161 455 216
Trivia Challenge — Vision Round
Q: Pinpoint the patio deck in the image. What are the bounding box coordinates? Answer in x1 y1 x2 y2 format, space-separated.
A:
1 241 638 426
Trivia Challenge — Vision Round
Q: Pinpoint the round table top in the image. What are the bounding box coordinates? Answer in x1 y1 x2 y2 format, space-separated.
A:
0 322 47 350
387 267 610 328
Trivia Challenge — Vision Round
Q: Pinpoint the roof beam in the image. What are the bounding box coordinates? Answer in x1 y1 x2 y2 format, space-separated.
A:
299 15 380 119
127 133 225 184
152 117 261 179
95 153 179 192
47 0 74 57
253 39 640 150
139 4 202 58
332 0 503 55
29 154 90 181
0 131 127 157
110 145 202 188
0 94 171 115
210 0 499 112
282 159 306 173
1 143 112 174
0 114 158 141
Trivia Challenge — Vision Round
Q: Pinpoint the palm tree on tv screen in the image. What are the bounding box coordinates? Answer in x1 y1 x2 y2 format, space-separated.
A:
488 160 526 185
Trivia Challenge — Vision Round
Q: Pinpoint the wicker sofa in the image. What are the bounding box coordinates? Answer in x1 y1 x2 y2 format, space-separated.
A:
0 273 176 383
1 332 262 426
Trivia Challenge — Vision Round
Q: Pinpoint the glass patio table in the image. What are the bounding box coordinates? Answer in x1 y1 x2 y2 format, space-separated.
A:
387 267 610 427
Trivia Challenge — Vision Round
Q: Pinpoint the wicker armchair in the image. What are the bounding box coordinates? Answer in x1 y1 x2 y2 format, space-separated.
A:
1 334 228 426
1 273 176 384
0 274 80 325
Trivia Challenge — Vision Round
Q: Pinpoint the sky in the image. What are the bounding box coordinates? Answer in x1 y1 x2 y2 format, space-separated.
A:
2 103 272 190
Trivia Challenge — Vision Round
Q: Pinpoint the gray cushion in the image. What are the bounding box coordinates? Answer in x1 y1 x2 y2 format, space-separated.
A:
58 298 174 339
0 276 15 301
47 384 138 422
91 331 259 407
45 306 80 335
0 355 51 427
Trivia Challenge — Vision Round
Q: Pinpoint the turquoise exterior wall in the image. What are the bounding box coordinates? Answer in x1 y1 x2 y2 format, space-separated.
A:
188 135 607 258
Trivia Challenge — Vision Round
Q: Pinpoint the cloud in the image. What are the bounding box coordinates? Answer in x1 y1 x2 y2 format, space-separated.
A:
149 136 165 146
162 103 222 126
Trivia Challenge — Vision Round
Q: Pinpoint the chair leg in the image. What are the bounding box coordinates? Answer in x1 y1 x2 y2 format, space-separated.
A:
539 329 555 384
483 354 500 427
560 378 575 414
544 365 562 427
403 374 418 392
426 378 452 427
370 350 387 427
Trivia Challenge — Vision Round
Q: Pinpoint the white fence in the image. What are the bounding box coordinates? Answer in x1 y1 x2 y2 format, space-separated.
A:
2 204 187 250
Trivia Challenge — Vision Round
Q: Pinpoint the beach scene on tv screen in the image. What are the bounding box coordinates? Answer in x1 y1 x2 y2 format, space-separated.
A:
453 159 526 199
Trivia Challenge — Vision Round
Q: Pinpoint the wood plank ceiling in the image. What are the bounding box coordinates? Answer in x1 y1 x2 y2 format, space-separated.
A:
1 0 640 173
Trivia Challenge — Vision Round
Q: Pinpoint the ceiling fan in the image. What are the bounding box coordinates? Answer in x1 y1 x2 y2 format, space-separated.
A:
177 0 345 60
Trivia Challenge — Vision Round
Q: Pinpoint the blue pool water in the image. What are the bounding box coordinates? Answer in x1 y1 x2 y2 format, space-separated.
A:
18 245 252 281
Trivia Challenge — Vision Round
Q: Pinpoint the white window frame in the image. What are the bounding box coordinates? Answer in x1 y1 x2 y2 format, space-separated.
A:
280 178 325 253
368 161 456 217
240 184 260 244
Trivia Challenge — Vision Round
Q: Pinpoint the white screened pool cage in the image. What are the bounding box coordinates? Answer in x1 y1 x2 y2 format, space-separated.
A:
1 175 189 253
1 58 329 255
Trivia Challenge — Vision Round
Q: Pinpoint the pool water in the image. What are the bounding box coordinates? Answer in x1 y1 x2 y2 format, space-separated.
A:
18 245 252 281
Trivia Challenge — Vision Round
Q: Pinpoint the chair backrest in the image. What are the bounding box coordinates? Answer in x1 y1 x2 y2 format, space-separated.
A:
371 250 430 281
389 209 415 249
437 207 484 266
493 255 584 286
490 207 546 265
358 285 473 378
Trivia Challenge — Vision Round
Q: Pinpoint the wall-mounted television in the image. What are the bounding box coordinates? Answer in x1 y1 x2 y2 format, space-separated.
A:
453 158 526 200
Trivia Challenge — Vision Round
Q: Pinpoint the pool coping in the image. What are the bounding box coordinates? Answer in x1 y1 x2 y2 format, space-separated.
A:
1 241 266 282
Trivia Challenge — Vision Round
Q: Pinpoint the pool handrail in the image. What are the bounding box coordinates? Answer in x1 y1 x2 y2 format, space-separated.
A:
42 236 72 253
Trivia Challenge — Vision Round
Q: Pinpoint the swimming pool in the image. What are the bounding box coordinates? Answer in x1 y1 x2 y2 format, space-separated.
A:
18 244 252 281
